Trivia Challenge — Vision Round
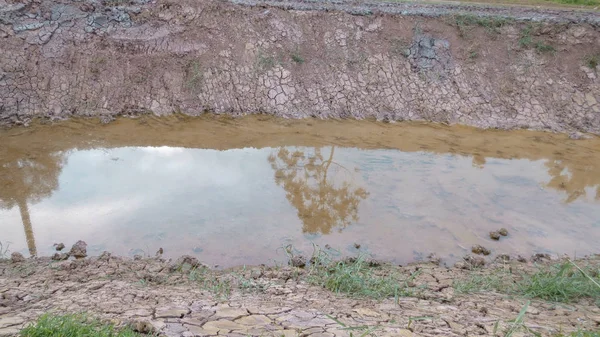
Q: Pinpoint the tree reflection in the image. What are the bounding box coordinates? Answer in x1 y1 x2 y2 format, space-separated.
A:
545 160 600 203
268 146 368 234
0 151 66 256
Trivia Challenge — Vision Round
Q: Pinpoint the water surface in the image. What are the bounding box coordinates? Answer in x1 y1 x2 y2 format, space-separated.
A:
1 116 599 267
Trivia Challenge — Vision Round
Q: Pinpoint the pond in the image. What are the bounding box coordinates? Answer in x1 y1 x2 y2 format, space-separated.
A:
1 115 599 267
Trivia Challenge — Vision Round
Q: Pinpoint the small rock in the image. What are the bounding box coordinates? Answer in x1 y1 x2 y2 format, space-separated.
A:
427 253 441 265
454 261 467 269
79 3 95 12
10 252 25 263
463 255 486 268
471 245 491 256
489 231 501 240
532 253 551 262
495 254 510 262
99 251 111 262
70 240 88 259
498 228 509 236
51 253 69 261
54 243 65 251
130 320 154 334
171 255 205 271
289 256 306 268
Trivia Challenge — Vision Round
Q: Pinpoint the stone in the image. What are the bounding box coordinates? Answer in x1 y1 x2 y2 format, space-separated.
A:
498 228 509 236
489 231 501 240
51 252 69 261
471 245 491 255
155 307 190 319
70 240 87 259
10 252 25 263
54 243 65 251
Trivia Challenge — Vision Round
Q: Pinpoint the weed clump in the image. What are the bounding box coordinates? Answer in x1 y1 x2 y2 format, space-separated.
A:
452 14 512 36
21 314 146 337
454 260 600 303
586 54 599 69
305 248 419 300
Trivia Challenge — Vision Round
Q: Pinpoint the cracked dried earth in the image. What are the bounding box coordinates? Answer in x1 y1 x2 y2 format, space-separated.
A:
0 0 599 132
1 254 600 337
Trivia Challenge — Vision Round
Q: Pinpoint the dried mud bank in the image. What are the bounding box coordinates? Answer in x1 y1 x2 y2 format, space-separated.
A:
1 0 600 133
1 252 600 337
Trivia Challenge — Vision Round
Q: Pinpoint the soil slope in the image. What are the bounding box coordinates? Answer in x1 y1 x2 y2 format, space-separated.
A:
1 0 600 132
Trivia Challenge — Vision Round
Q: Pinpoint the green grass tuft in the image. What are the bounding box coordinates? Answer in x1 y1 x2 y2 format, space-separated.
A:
20 314 145 337
454 261 600 303
453 14 512 36
535 41 555 54
307 253 417 300
586 54 599 69
516 262 600 302
291 53 305 64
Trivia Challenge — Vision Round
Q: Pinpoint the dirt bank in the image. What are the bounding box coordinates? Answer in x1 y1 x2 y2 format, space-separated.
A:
1 251 599 337
1 0 599 133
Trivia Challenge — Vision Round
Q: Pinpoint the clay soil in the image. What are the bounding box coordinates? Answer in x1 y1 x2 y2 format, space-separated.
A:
1 252 599 337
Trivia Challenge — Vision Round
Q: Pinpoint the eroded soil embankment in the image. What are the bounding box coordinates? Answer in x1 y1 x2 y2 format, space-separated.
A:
1 0 600 132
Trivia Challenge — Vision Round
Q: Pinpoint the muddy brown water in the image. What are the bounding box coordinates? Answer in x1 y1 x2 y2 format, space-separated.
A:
1 115 600 267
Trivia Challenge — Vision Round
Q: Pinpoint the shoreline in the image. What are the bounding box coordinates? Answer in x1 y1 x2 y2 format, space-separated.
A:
1 248 599 336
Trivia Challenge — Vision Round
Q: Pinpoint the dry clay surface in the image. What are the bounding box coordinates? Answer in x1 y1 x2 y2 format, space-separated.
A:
1 0 600 132
1 254 600 337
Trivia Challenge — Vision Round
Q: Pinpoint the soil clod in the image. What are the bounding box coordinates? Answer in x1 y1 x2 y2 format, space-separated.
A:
489 231 501 240
471 245 491 256
498 228 509 236
532 253 551 262
54 243 65 251
10 252 25 263
70 240 88 259
461 255 486 268
289 256 306 268
51 253 69 261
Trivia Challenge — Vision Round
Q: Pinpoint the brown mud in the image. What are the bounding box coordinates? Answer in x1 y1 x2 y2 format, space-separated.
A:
1 0 600 133
1 252 600 337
